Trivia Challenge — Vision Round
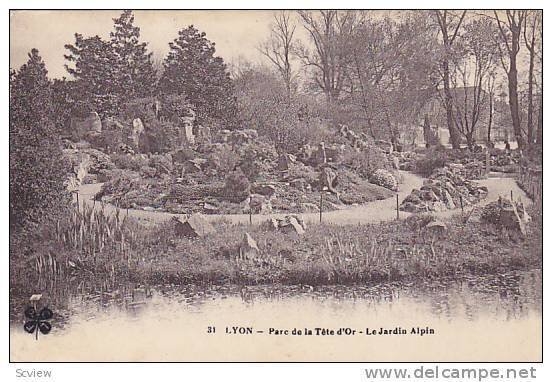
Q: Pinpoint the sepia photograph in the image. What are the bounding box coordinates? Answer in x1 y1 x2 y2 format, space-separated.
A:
8 8 542 363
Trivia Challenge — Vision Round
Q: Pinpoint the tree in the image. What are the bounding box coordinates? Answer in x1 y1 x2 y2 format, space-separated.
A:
64 34 120 117
450 18 499 149
10 49 69 236
110 10 157 101
259 11 297 100
494 10 527 150
51 77 78 135
347 13 437 144
486 71 496 144
296 10 363 107
523 10 542 146
234 64 309 152
158 25 237 127
433 10 467 149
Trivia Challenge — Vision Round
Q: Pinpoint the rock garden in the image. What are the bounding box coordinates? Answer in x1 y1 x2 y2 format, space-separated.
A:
65 108 403 215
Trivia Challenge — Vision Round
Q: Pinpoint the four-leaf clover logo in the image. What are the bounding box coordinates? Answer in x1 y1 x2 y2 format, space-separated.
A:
24 306 53 340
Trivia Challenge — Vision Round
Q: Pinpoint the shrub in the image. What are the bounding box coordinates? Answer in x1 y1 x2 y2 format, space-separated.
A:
287 162 319 187
342 145 390 178
369 169 398 191
413 148 448 177
209 144 240 175
139 166 157 178
111 153 149 171
149 153 173 175
223 169 250 201
239 150 261 181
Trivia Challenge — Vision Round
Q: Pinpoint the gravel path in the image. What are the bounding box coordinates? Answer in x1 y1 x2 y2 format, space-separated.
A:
77 171 531 227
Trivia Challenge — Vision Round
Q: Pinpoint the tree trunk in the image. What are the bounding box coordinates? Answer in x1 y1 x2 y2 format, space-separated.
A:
526 46 535 146
487 93 493 143
507 37 524 150
423 114 432 146
466 132 474 151
536 95 543 146
442 60 461 149
507 70 523 150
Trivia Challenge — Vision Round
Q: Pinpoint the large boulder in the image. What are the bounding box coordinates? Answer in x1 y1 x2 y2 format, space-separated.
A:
227 129 258 146
263 215 307 235
239 233 260 260
481 197 530 235
251 184 276 197
279 215 306 235
172 214 215 238
172 147 197 164
277 153 292 171
70 111 102 141
243 194 272 214
85 148 114 174
319 166 338 193
130 118 145 148
311 142 328 165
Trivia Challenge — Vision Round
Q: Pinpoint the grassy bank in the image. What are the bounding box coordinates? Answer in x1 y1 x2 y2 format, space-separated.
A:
10 202 542 292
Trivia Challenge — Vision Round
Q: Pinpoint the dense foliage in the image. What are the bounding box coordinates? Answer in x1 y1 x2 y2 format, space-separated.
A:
9 50 69 238
159 25 238 127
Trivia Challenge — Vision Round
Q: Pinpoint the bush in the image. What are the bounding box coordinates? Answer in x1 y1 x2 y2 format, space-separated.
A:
149 153 173 175
223 169 250 201
413 148 448 177
342 145 390 178
287 162 319 187
369 169 398 191
239 149 261 181
111 153 149 171
209 144 240 175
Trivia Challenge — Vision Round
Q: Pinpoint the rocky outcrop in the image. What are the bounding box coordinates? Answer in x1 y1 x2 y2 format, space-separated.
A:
400 166 488 213
263 215 307 235
172 213 215 238
277 153 292 171
243 194 273 214
131 118 145 148
251 184 276 197
481 197 531 235
319 166 338 193
239 233 260 260
70 111 102 141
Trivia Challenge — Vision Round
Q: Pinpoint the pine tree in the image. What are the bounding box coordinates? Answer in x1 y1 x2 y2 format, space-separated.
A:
10 49 69 234
64 34 120 117
51 77 78 134
159 25 237 126
110 10 156 101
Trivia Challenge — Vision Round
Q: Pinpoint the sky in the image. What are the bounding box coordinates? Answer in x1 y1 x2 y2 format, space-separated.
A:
10 10 282 78
9 10 536 87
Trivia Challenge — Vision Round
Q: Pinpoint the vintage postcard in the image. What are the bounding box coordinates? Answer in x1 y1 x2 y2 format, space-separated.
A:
9 9 542 362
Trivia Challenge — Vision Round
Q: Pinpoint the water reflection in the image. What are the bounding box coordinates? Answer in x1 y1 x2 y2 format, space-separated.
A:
10 270 542 361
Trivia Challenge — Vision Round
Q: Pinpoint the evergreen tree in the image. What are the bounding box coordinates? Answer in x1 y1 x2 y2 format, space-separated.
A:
110 10 156 101
64 34 120 117
159 25 237 126
51 77 78 134
10 49 69 234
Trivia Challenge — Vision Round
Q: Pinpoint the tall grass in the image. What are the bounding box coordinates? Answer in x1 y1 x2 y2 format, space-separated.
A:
33 203 143 284
20 200 542 291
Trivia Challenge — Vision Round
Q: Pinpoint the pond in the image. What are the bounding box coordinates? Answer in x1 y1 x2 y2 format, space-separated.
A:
10 269 542 362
